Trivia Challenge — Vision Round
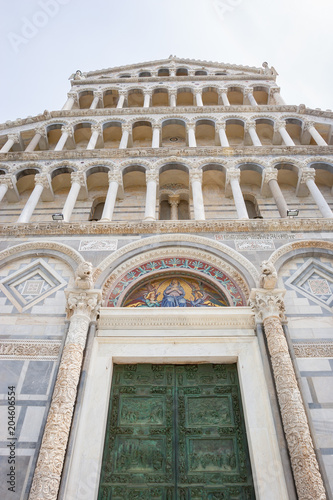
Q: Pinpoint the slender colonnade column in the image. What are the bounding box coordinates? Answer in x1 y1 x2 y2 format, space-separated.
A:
195 90 203 107
17 174 50 223
304 121 328 146
90 91 102 110
276 120 295 146
29 282 101 500
190 169 205 220
217 123 230 147
245 88 258 106
0 175 14 203
144 169 159 221
220 89 230 106
300 169 333 218
100 169 122 221
143 90 152 108
62 172 86 222
187 124 197 147
169 89 177 107
86 124 101 150
250 285 327 500
169 195 180 220
62 92 77 111
54 126 73 152
246 121 262 146
271 88 286 105
264 169 289 218
25 128 46 152
227 169 249 219
152 124 160 148
1 133 20 153
119 125 131 149
116 91 126 109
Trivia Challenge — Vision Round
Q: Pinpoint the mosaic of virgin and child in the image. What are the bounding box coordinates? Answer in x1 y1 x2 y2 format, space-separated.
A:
123 277 228 308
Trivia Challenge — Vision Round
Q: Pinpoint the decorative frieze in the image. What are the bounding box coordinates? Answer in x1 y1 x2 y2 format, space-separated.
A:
0 339 61 360
79 239 118 251
293 342 333 358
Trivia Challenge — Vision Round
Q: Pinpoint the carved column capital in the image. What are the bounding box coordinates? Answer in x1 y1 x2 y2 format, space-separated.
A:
108 168 122 184
34 174 51 189
216 121 226 131
144 89 153 97
249 289 286 323
263 168 278 183
303 120 315 131
274 120 286 131
70 171 86 186
244 120 256 132
91 123 102 135
187 122 196 131
0 174 15 189
93 90 103 100
145 169 159 183
7 133 20 143
219 88 228 94
61 125 73 137
67 91 78 102
122 124 132 134
35 126 47 139
226 168 240 183
118 89 127 97
65 289 102 322
270 87 281 95
190 169 203 183
300 167 315 183
169 88 177 97
244 87 253 96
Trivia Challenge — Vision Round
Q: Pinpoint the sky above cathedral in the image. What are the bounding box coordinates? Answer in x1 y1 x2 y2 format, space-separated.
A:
1 0 332 122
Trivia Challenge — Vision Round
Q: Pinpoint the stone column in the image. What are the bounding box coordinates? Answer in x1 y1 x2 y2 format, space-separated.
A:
29 287 102 500
86 124 101 150
17 174 50 223
169 195 180 220
62 92 77 110
0 175 14 203
245 88 258 106
54 126 73 151
1 133 20 153
62 172 86 222
271 88 285 105
190 169 205 220
143 90 152 108
90 91 102 110
250 288 327 500
119 124 131 149
188 124 197 147
246 121 262 146
275 120 295 146
217 123 230 147
100 169 122 221
264 169 289 218
227 169 249 219
25 128 46 152
195 90 203 107
144 169 159 221
220 89 230 106
152 124 160 148
116 91 126 109
169 89 177 107
300 169 333 218
304 121 328 146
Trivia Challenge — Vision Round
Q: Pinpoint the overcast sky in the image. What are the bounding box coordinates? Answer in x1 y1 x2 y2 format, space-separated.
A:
1 0 333 124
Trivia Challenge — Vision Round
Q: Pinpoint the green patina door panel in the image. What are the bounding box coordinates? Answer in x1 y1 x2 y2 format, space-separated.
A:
98 364 255 500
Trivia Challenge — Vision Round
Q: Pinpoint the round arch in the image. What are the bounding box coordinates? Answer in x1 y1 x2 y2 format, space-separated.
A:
269 240 333 273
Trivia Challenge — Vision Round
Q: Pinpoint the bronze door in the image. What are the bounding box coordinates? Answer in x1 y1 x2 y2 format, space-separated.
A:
98 364 255 499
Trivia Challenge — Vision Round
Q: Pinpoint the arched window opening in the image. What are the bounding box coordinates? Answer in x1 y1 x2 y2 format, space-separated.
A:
196 120 216 146
161 119 186 147
195 70 207 75
253 86 269 105
47 124 63 150
227 88 244 105
202 87 219 105
152 88 169 106
89 198 105 221
285 119 303 145
103 122 122 148
78 91 94 109
215 71 227 75
225 120 245 145
104 90 118 108
74 123 91 150
139 71 151 77
132 121 152 147
176 68 188 76
128 90 144 107
119 74 131 78
158 68 169 77
177 88 194 106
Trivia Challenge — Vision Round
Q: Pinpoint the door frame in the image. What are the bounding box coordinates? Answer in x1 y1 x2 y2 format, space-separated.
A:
63 307 289 500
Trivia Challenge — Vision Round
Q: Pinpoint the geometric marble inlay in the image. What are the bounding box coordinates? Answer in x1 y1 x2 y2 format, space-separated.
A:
0 259 67 312
284 258 333 310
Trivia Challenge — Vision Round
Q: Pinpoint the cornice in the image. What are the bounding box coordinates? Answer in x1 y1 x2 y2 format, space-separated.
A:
2 105 333 132
1 217 333 237
2 145 333 162
97 306 256 331
73 74 275 86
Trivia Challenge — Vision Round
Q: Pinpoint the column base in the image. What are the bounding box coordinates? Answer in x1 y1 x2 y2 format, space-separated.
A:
143 217 156 222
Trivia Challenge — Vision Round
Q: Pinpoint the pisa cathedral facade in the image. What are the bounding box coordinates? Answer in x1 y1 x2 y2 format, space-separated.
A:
0 57 333 499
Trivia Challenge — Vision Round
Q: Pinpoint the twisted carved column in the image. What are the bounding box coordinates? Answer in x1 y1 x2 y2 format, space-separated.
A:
29 288 101 500
250 289 326 500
